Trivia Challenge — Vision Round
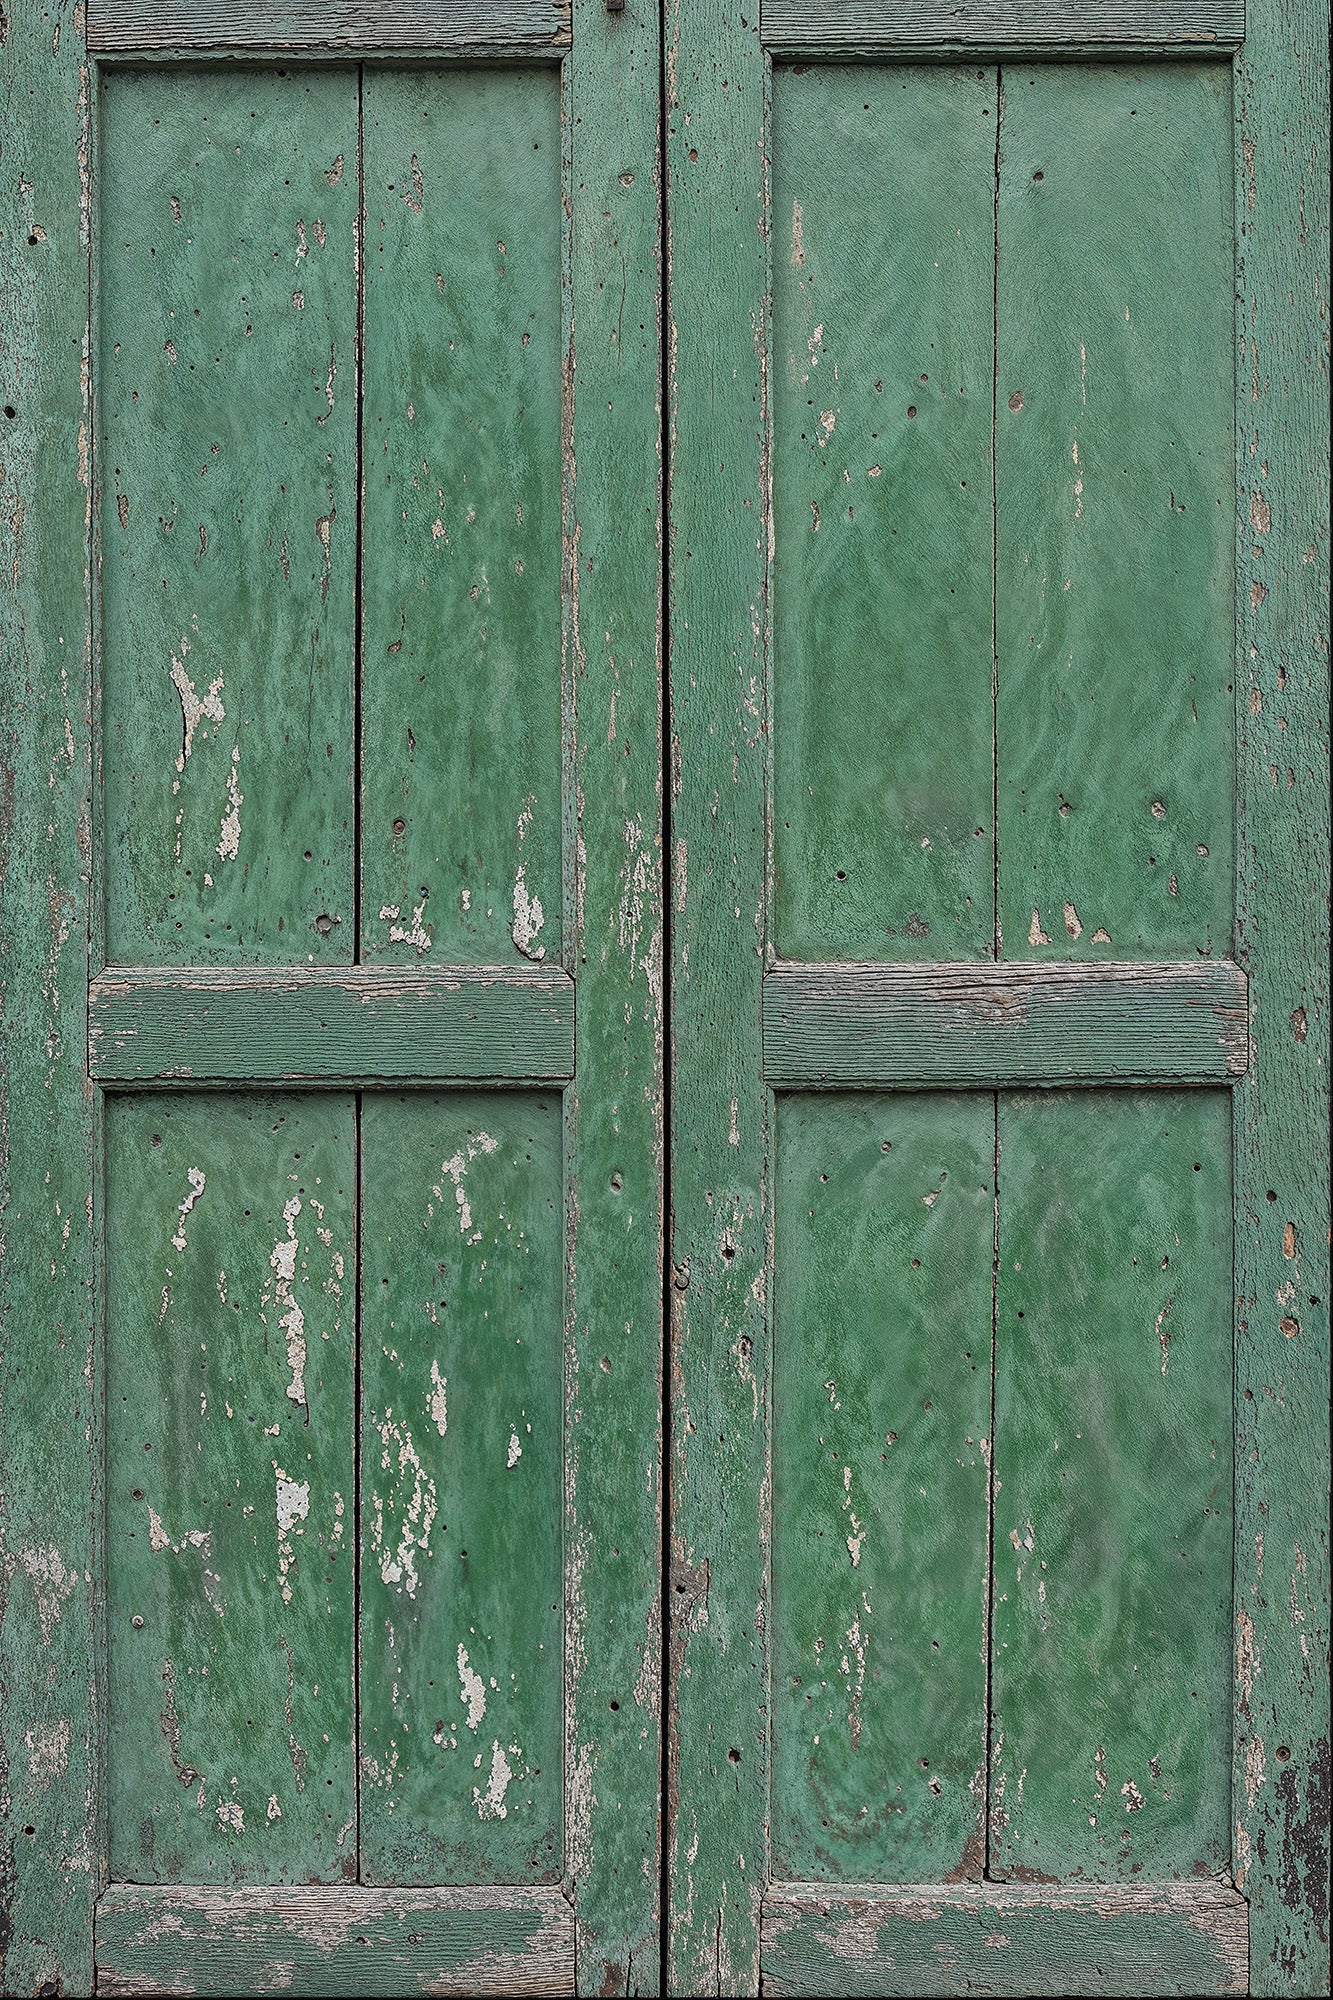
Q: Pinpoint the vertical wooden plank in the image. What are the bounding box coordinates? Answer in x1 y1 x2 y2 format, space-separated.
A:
563 0 666 1986
991 1091 1234 1883
771 65 997 963
99 65 359 965
771 1095 994 1885
105 1094 357 1883
666 0 769 1989
0 1 99 1990
358 1092 564 1887
360 66 564 970
1233 0 1331 1988
996 64 1235 961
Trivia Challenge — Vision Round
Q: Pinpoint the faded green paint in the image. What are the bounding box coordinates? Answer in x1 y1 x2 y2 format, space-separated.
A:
360 66 564 970
99 66 360 965
358 1092 564 1886
997 64 1235 961
990 1090 1234 1881
772 1094 993 1883
105 1093 357 1882
0 0 100 1990
772 65 997 963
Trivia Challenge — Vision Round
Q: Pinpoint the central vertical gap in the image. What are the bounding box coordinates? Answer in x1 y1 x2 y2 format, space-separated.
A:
658 4 674 1989
983 66 1004 1883
352 64 367 1886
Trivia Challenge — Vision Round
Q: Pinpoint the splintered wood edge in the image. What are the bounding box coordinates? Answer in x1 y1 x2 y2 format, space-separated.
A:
761 1881 1249 1996
88 0 571 52
95 1885 575 1996
762 959 1249 1088
88 966 577 1083
759 0 1244 58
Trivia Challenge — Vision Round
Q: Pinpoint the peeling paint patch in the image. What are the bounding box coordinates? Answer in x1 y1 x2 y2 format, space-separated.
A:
439 1131 499 1243
267 1194 307 1410
429 1358 448 1437
171 1166 207 1253
458 1644 487 1731
369 1410 437 1598
473 1739 516 1820
273 1464 311 1605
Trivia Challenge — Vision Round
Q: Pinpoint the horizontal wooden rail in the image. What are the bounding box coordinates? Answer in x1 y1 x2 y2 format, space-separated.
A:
96 1884 574 1996
760 0 1244 60
88 0 570 54
762 1881 1248 1996
762 959 1247 1089
89 965 575 1083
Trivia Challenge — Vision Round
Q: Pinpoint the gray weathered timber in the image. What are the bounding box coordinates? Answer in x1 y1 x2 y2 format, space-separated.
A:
760 0 1244 58
563 0 666 1987
762 961 1248 1088
666 0 770 1987
95 1884 574 1995
0 1 100 1993
761 1883 1249 1997
89 0 570 52
1232 0 1332 1989
88 966 575 1081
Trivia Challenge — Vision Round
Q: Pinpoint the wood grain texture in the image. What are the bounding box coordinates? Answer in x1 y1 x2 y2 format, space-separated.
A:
98 66 360 965
360 66 564 970
760 1 1245 59
357 1094 564 1886
89 0 571 53
665 0 771 1988
761 1882 1248 1997
770 65 997 962
105 1095 357 1882
88 966 575 1081
562 0 667 1985
0 0 100 1991
762 961 1248 1087
772 1096 993 1883
95 1883 574 1995
996 64 1236 963
990 1091 1234 1883
1231 0 1331 1989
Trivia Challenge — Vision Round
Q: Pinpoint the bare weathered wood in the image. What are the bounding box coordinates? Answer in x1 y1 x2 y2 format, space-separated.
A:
0 1 101 1992
1232 0 1332 1988
95 1885 574 1995
89 0 570 53
88 965 575 1081
762 960 1248 1088
762 1882 1249 1997
760 0 1243 58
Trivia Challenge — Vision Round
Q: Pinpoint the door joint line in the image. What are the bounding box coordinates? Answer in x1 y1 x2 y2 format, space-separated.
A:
658 0 673 1981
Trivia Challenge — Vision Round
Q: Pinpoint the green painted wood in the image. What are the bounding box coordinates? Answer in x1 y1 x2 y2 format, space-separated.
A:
990 1090 1234 1882
760 1 1245 59
763 961 1248 1088
90 0 570 52
105 1092 357 1881
1232 0 1331 1988
771 65 997 963
996 64 1235 963
96 1884 574 1995
99 65 360 966
771 1095 994 1883
357 1092 563 1885
89 966 575 1082
761 1882 1248 1997
0 1 100 1989
360 67 564 972
562 0 667 1984
666 0 771 1987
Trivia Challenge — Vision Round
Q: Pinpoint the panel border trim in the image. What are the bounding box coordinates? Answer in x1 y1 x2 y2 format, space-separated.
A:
759 0 1244 60
88 0 570 54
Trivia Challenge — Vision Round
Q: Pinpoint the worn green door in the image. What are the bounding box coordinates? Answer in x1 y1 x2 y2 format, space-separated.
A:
665 1 1329 1997
1 0 663 1992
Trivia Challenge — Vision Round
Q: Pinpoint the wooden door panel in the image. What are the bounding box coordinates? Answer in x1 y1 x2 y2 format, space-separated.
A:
105 1091 358 1883
996 64 1236 960
358 1089 565 1886
771 1092 994 1884
99 66 361 966
991 1089 1234 1882
771 65 997 963
360 66 565 969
